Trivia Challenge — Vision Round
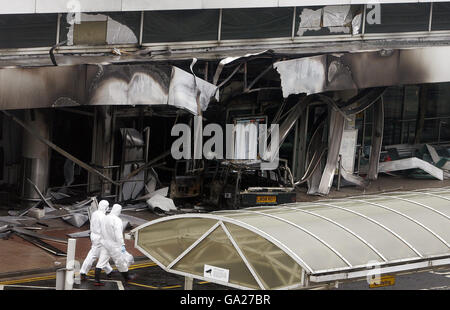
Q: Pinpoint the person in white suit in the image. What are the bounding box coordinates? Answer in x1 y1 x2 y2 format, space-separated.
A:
95 204 135 285
80 200 113 282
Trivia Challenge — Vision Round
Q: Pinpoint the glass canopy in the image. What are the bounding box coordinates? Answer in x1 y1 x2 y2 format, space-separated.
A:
132 187 450 290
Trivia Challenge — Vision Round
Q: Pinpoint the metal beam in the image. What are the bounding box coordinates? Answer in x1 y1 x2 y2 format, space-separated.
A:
2 111 119 185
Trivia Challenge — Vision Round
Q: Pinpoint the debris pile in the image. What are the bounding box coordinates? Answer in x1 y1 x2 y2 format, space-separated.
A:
375 143 450 180
0 173 205 258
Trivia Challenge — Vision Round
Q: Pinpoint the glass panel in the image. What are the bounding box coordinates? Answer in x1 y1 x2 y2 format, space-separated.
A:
432 3 450 31
223 212 349 272
262 208 383 266
370 192 450 218
308 204 418 261
0 14 57 48
365 3 430 33
137 218 217 266
224 222 303 290
221 8 293 40
340 201 448 256
363 196 450 244
174 225 260 289
143 9 219 43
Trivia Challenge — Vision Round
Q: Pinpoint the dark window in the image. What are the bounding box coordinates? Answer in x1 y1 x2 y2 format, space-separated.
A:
143 10 220 43
221 8 293 40
0 147 3 180
365 3 431 33
0 14 58 48
432 3 450 31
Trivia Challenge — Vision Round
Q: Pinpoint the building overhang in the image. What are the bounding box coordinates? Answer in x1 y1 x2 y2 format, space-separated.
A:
0 63 218 114
0 1 439 15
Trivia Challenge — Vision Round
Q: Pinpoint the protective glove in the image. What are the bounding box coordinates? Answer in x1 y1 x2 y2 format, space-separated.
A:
121 245 126 253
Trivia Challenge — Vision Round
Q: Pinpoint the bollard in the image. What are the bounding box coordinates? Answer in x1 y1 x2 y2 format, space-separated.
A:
55 268 66 290
64 238 77 290
184 276 193 290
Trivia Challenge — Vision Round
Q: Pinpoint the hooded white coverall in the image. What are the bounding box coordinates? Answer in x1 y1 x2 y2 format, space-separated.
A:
96 204 132 273
80 200 113 275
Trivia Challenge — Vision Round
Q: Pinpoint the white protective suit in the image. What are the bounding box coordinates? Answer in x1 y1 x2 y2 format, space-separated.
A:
80 200 113 275
96 204 133 273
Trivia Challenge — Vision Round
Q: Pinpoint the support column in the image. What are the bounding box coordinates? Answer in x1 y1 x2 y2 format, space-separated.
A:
20 109 51 205
88 106 114 196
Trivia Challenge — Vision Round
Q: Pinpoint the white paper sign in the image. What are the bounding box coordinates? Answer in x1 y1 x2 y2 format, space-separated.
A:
204 264 229 283
339 129 358 172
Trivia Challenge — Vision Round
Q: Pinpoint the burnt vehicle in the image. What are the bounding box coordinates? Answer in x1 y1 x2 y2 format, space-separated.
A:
201 159 296 209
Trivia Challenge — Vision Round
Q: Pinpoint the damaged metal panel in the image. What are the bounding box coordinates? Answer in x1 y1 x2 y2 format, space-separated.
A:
0 63 217 115
339 168 368 187
67 230 91 238
27 178 53 209
12 227 67 244
274 46 450 97
212 50 270 85
119 214 147 228
0 65 86 110
338 127 368 188
0 216 37 226
14 232 66 256
275 55 327 97
89 64 218 115
147 194 177 213
316 108 345 195
168 66 219 115
378 157 444 181
88 64 171 107
426 144 450 171
62 213 89 228
342 87 386 116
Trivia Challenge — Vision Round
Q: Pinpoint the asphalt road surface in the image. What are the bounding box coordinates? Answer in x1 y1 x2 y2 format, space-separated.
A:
335 267 450 290
0 262 448 290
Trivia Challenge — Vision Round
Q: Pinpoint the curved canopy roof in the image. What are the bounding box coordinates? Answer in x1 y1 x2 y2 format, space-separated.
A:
133 188 450 290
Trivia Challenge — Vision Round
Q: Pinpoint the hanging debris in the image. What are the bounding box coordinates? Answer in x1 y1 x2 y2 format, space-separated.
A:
147 194 178 213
